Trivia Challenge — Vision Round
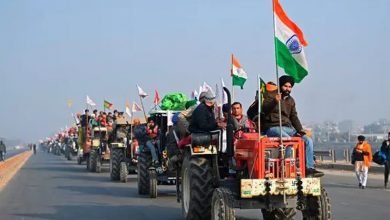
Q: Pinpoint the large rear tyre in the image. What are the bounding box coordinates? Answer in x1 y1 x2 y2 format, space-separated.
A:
90 150 97 172
120 162 128 183
137 151 152 195
302 187 332 220
181 154 214 220
261 208 297 220
149 169 157 198
211 188 235 220
110 148 123 181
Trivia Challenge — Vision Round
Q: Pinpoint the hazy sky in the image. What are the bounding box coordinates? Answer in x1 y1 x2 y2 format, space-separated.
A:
1 0 389 142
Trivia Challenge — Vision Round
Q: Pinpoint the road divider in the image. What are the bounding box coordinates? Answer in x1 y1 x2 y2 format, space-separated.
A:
0 151 33 191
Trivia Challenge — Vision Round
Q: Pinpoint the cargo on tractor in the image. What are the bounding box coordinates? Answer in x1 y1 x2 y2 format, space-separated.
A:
64 127 79 161
180 87 331 220
137 110 182 199
88 126 110 173
76 125 92 167
110 117 139 182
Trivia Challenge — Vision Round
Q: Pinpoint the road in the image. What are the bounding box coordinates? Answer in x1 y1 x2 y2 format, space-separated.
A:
0 152 389 220
4 148 29 160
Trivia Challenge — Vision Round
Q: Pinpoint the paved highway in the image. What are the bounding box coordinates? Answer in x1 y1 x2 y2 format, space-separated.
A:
4 148 29 160
0 152 389 220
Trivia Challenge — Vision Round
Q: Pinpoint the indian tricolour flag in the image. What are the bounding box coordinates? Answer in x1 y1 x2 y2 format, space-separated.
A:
231 54 247 89
274 0 308 83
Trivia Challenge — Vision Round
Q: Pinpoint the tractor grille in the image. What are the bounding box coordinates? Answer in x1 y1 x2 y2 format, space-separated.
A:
265 158 298 179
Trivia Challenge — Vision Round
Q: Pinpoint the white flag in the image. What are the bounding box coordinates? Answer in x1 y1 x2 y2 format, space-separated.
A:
125 105 132 117
86 96 96 106
132 102 142 112
137 84 148 98
202 82 213 93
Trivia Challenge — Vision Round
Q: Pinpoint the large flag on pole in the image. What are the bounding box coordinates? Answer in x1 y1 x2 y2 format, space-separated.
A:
274 0 308 83
153 90 160 105
231 54 248 89
86 96 96 106
137 85 148 98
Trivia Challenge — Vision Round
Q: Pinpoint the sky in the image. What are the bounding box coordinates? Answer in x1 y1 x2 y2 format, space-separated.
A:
0 0 389 142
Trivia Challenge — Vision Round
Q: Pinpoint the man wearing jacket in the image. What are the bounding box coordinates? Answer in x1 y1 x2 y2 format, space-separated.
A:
262 75 323 177
380 132 390 188
353 135 373 189
189 90 223 133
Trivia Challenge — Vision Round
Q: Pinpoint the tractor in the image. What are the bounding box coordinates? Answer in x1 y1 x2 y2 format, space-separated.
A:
180 87 331 220
137 110 182 198
76 125 92 167
88 126 110 173
110 117 138 182
64 128 79 161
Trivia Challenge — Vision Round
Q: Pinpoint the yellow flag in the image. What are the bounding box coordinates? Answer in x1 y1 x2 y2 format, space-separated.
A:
67 99 73 108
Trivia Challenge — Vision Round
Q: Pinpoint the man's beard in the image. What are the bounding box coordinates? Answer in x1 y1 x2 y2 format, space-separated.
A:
282 90 290 97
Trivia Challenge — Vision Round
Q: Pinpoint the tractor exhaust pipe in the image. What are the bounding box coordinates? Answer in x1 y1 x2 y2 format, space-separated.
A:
223 87 234 157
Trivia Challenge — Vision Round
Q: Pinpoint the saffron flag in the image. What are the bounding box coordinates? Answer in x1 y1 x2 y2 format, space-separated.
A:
231 54 248 89
104 100 113 110
132 102 142 112
86 96 96 106
137 85 148 98
153 90 160 105
274 0 308 83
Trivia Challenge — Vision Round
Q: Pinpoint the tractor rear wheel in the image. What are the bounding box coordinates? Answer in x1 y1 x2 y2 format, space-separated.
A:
90 150 97 172
137 151 152 195
110 148 123 181
302 187 332 220
211 188 235 220
149 169 157 198
261 208 297 220
120 162 128 183
181 154 214 220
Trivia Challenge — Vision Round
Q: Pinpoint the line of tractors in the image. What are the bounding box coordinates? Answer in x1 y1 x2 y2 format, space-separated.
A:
42 87 331 220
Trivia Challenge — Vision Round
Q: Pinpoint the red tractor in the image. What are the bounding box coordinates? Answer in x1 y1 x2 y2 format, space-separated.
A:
180 87 331 220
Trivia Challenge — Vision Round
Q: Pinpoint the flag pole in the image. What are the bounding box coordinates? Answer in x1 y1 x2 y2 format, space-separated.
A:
130 114 134 141
231 54 235 102
272 0 287 205
257 75 262 140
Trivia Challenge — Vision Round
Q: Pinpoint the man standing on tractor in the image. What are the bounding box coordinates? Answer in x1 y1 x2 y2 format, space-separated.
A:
262 75 323 177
